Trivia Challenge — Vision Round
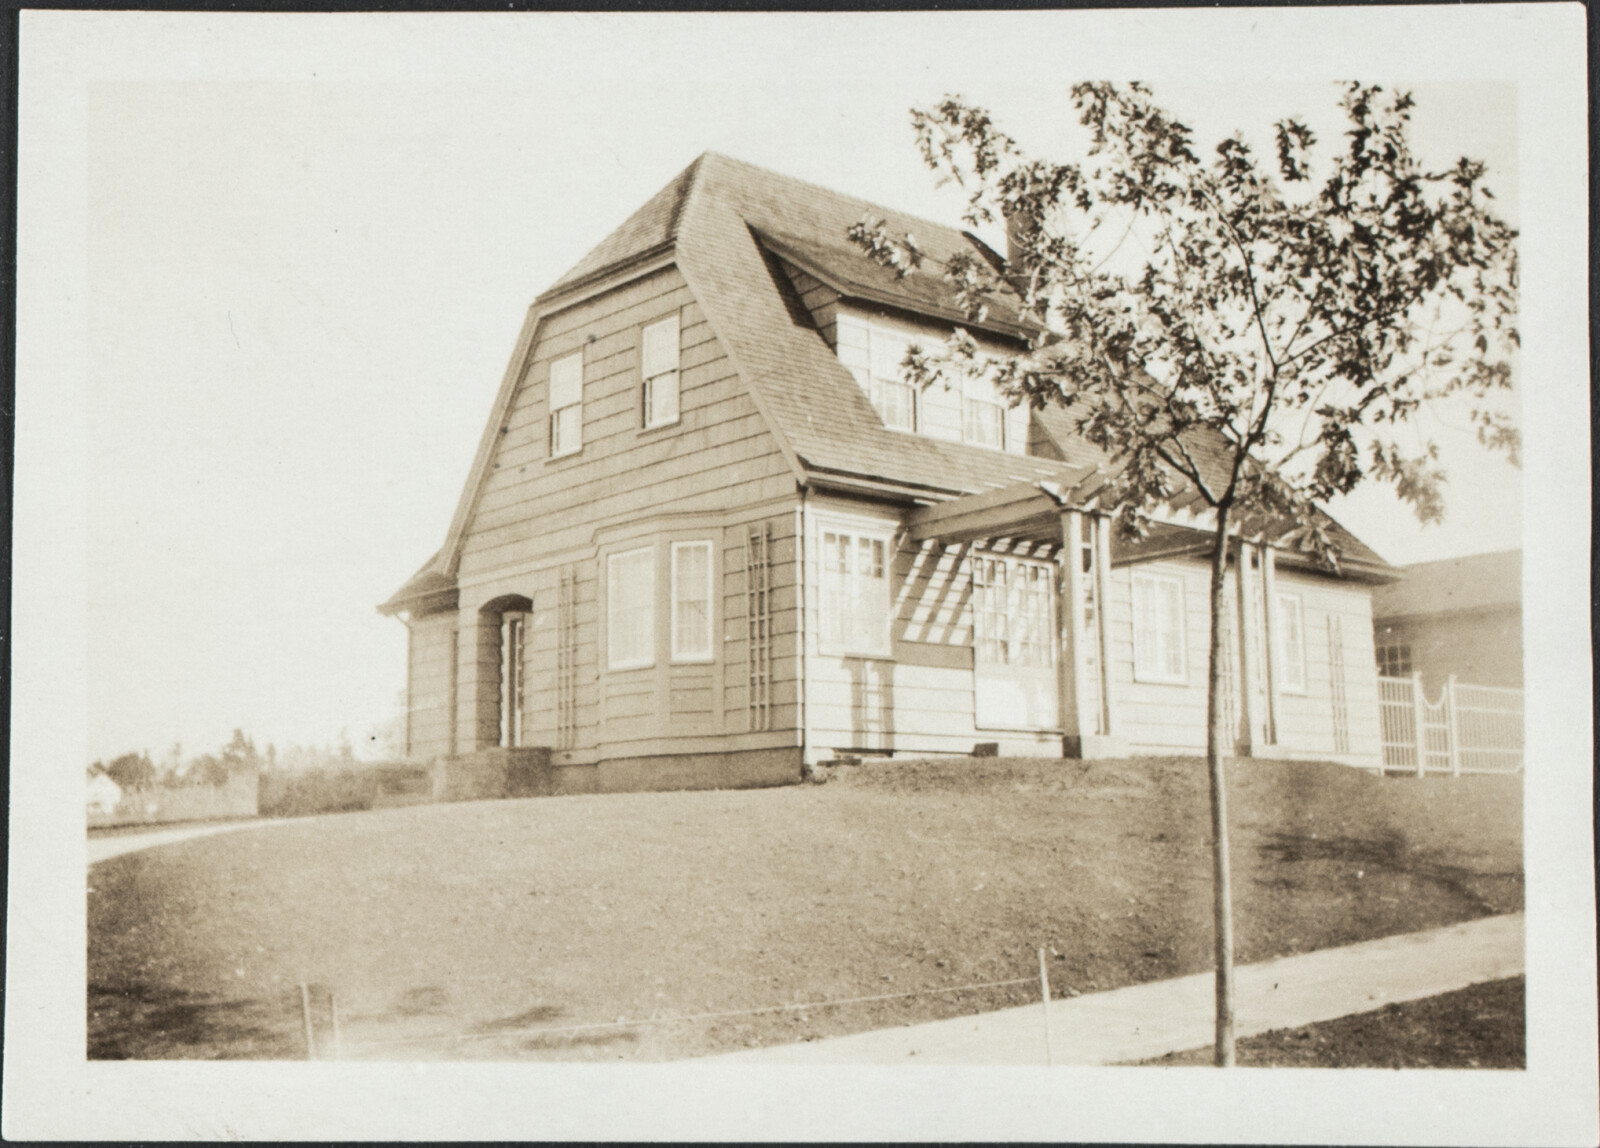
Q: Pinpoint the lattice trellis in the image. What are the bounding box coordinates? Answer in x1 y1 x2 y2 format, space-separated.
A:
1328 613 1350 754
746 523 773 731
557 565 578 750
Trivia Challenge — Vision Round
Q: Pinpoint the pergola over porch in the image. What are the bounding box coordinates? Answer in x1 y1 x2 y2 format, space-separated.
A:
902 467 1291 760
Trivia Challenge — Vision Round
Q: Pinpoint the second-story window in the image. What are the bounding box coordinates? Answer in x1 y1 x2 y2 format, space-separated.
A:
963 383 1005 450
642 315 680 429
549 351 584 457
837 316 916 433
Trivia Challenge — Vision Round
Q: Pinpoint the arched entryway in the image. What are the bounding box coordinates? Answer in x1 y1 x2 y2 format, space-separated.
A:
478 594 533 749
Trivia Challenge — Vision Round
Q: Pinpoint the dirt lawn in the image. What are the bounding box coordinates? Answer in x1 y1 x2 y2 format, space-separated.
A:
88 756 1522 1061
1142 977 1525 1069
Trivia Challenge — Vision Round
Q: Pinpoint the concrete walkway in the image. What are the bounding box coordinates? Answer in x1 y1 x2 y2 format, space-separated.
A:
707 913 1524 1064
87 818 288 864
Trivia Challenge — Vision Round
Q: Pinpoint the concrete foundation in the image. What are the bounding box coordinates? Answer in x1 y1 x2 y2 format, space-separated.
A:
430 746 802 800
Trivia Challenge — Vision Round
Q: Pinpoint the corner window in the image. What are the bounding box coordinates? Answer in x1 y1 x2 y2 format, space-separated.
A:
549 351 584 457
670 541 714 662
820 527 892 657
1131 570 1187 684
1276 592 1307 692
642 315 680 429
607 547 654 670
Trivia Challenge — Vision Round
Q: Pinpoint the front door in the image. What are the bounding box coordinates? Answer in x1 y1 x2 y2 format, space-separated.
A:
499 612 526 748
972 554 1060 731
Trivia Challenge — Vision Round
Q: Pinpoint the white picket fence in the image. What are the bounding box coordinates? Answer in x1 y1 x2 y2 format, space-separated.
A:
1377 673 1524 775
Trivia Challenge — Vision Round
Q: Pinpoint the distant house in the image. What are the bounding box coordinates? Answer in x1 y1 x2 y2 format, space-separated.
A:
380 153 1396 795
86 770 123 818
1371 549 1522 692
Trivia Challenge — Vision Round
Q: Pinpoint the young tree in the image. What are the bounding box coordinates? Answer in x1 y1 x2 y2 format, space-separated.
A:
851 82 1517 1065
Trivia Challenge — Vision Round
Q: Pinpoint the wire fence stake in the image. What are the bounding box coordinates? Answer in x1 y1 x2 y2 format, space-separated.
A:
299 982 316 1061
1038 948 1055 1067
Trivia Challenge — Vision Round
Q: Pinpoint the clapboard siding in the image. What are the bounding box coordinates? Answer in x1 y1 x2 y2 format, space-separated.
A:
406 613 457 760
420 264 804 767
1101 557 1381 765
799 492 1061 762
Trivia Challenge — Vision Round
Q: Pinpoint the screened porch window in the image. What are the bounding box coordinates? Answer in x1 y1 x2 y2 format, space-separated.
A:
820 528 892 656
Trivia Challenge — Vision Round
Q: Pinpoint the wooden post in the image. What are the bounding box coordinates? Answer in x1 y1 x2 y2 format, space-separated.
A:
1093 514 1117 736
299 982 316 1060
1410 672 1428 777
1038 947 1055 1066
1446 674 1462 777
1059 512 1092 750
331 989 342 1059
1260 546 1280 745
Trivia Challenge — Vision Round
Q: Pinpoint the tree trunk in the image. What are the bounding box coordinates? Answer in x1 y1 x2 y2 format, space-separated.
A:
1206 503 1237 1067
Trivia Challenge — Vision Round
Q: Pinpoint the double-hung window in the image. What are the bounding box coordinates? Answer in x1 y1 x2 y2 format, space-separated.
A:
670 541 713 662
642 315 680 429
1275 592 1307 692
607 547 655 670
820 528 892 656
1131 570 1187 684
549 351 584 457
962 386 1005 450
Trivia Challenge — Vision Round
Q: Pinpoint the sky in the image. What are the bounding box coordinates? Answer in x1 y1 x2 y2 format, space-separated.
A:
54 14 1524 763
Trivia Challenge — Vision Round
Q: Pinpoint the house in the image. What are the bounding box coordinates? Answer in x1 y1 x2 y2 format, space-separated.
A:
1371 549 1522 692
86 769 123 818
379 153 1396 796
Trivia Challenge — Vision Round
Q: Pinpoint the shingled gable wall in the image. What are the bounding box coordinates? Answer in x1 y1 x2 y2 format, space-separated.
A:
407 262 805 789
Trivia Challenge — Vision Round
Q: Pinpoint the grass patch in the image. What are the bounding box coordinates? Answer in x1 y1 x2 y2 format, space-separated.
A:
88 755 1521 1061
1140 977 1525 1068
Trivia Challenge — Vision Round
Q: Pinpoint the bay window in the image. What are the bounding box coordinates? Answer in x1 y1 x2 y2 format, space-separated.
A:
607 546 655 669
671 541 713 662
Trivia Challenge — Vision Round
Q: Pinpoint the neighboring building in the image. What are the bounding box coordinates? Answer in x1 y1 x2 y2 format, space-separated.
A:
86 770 123 818
380 153 1396 794
1371 549 1522 692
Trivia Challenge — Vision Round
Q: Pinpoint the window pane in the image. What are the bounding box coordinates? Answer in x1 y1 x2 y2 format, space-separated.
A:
550 352 584 409
672 542 712 660
875 378 915 431
551 405 582 455
608 548 654 668
964 398 1004 448
646 371 679 427
641 316 679 379
821 528 891 655
1277 593 1305 689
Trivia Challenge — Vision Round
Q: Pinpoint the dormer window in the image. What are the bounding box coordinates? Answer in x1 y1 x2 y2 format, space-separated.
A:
834 312 1027 454
836 316 916 433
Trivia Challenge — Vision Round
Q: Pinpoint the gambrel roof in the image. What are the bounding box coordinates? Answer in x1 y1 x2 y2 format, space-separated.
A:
382 153 1389 613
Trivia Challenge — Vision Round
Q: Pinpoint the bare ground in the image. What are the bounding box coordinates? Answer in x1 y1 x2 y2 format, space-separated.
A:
87 755 1522 1061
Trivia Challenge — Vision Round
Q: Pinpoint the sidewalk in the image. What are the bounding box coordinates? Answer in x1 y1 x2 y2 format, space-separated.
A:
705 913 1524 1064
87 818 285 864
